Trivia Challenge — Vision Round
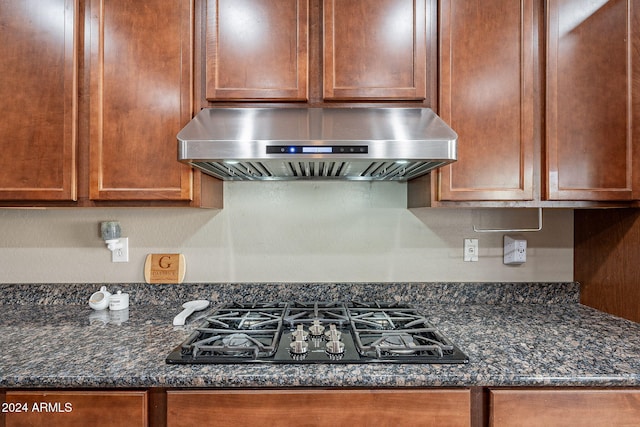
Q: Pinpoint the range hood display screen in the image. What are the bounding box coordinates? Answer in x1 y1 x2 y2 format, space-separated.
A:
266 145 369 154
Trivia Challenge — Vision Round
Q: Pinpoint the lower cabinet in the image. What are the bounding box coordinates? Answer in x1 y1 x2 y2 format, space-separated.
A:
166 389 471 427
490 389 640 427
3 391 147 427
5 387 640 426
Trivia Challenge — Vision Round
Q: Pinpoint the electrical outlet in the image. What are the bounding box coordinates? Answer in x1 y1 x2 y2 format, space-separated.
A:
504 235 526 264
112 237 129 263
463 238 479 262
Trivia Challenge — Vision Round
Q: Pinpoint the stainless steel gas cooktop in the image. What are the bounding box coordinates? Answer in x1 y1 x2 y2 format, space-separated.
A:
166 301 468 364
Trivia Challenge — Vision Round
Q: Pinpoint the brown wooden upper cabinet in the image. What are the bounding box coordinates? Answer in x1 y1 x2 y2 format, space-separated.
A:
0 0 217 206
89 0 193 201
0 0 78 201
205 0 309 101
546 0 640 201
431 0 640 206
323 0 427 100
436 0 536 202
205 0 429 102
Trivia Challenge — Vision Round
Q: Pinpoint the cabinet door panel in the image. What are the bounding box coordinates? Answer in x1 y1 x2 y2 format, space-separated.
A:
0 0 77 201
5 391 147 427
323 0 427 100
438 0 536 201
89 0 192 201
205 0 308 101
167 389 470 427
490 389 640 427
547 0 639 201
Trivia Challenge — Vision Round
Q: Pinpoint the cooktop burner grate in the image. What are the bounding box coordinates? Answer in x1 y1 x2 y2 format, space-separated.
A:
167 301 468 364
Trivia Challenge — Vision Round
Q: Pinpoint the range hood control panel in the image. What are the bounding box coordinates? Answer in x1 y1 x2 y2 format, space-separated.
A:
266 145 369 154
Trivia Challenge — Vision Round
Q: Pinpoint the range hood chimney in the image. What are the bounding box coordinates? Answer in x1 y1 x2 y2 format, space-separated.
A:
177 107 457 181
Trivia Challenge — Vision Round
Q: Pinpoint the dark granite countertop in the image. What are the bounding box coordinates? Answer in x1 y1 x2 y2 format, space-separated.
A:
1 282 639 389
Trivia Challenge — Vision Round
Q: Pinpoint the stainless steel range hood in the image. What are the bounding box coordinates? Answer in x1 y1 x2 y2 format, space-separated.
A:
177 107 457 181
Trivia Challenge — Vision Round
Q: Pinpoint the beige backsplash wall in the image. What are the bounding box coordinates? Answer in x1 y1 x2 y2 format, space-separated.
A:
0 182 573 284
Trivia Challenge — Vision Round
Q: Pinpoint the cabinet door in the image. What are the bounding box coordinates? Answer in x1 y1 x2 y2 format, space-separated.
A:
546 0 639 201
490 389 640 427
323 0 427 100
89 0 192 201
4 391 147 427
205 0 308 101
0 0 77 201
167 389 471 427
437 0 536 201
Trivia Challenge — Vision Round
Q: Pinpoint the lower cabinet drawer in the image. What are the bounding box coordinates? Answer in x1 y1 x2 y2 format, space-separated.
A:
3 390 147 427
490 389 640 427
167 389 471 427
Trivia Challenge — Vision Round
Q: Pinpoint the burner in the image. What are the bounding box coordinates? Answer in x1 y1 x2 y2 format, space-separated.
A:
221 333 254 347
373 333 417 355
284 302 349 327
206 311 282 330
348 307 427 330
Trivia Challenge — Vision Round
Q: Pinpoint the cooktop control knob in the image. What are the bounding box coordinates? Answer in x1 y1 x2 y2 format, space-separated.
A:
291 324 308 341
309 320 325 336
324 324 341 341
289 338 309 355
325 340 345 355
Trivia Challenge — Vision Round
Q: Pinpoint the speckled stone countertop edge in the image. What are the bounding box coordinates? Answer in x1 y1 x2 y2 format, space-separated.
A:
0 281 580 306
3 373 640 389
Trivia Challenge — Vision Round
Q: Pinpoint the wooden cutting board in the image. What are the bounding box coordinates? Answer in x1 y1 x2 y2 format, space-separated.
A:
144 253 186 284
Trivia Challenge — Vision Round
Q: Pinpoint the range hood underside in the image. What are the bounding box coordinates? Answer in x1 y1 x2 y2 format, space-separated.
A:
189 159 452 181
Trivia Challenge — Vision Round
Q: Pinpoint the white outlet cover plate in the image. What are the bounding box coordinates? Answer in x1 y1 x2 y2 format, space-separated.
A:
464 238 479 262
112 237 129 263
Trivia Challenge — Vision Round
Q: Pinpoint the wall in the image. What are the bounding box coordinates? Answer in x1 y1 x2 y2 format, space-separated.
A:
575 209 640 323
0 182 573 284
